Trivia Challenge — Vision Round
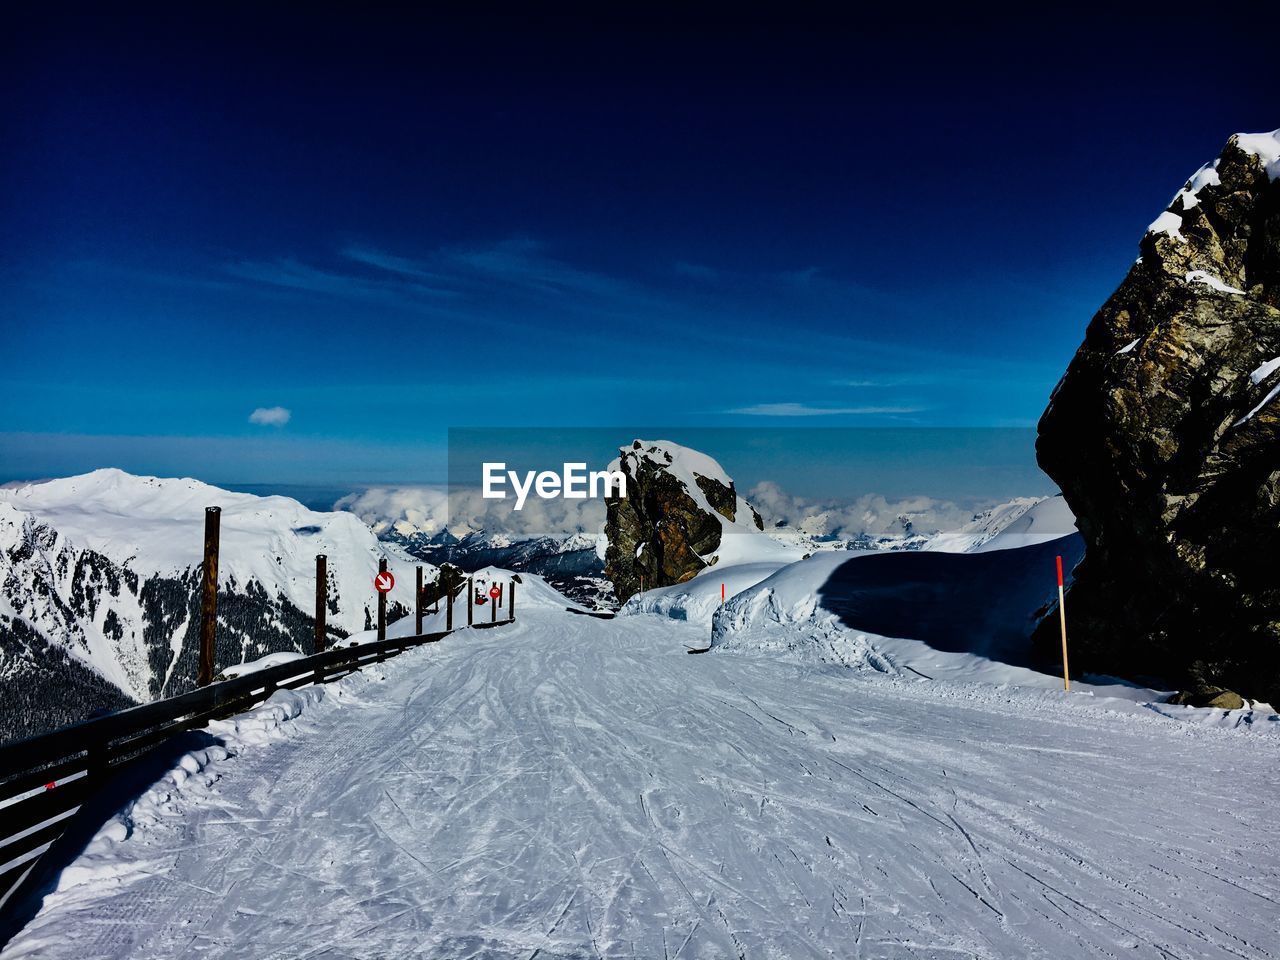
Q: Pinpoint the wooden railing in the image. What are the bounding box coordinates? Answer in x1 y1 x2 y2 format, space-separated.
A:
0 608 514 917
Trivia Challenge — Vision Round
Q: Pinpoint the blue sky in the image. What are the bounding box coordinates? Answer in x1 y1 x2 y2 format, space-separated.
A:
1 10 1273 492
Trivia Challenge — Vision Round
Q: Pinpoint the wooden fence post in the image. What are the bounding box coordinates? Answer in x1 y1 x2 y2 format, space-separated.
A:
377 558 388 643
415 565 424 635
510 580 516 621
491 588 497 623
446 583 453 631
315 554 327 654
467 577 474 626
197 507 220 686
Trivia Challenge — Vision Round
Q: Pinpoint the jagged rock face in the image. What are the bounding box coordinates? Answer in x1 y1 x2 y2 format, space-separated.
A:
1034 132 1280 702
604 441 763 602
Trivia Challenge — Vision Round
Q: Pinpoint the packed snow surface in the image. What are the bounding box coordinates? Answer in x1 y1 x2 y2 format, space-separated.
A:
5 597 1278 959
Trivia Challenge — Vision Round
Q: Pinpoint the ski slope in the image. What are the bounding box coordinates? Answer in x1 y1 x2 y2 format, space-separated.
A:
5 603 1279 959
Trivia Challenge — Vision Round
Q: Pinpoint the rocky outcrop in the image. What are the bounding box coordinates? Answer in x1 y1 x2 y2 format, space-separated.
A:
603 440 764 602
1034 131 1280 703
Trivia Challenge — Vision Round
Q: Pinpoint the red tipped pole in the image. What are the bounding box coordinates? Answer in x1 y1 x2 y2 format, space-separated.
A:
1056 555 1070 692
721 582 725 606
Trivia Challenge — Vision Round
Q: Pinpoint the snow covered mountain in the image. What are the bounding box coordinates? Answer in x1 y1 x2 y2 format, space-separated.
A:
922 495 1076 553
0 469 427 744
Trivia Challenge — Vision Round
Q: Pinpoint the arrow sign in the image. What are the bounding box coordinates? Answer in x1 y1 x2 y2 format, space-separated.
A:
374 571 395 593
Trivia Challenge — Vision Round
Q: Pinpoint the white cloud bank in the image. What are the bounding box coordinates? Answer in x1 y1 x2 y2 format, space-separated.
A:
746 480 986 539
336 479 1001 543
248 406 291 426
335 484 605 539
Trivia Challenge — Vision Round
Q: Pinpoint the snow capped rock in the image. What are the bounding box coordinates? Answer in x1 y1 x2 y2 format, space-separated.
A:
1147 128 1280 240
602 440 797 601
1234 128 1280 179
1038 128 1280 705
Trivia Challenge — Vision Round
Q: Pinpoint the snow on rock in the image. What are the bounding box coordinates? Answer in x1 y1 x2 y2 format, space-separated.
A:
1250 356 1280 385
1148 129 1280 240
1146 209 1184 239
1186 270 1245 295
1235 127 1280 179
1116 337 1141 355
1236 381 1280 426
1235 356 1280 426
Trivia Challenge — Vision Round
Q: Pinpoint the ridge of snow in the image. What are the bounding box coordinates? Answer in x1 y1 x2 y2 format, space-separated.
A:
1185 270 1245 295
1236 383 1280 427
1250 357 1280 386
1116 338 1141 355
1232 356 1280 426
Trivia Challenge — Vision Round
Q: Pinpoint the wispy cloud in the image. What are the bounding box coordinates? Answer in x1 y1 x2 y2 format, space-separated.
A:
249 406 291 426
726 402 924 417
829 377 920 388
225 239 651 317
674 261 719 281
227 256 458 304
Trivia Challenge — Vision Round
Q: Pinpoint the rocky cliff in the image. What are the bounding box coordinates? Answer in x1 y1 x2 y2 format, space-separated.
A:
1034 130 1280 704
603 440 766 601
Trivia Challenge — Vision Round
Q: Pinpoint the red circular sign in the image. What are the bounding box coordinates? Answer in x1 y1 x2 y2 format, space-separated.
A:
374 571 395 593
489 585 501 599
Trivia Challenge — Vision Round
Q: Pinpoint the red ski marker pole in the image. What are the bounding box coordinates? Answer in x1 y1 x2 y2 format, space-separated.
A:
1056 555 1070 692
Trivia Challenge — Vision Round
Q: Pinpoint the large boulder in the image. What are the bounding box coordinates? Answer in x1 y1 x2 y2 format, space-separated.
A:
603 440 764 602
1034 130 1280 703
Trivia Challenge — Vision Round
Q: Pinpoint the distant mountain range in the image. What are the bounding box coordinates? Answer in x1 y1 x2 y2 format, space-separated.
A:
0 469 425 745
0 465 1069 744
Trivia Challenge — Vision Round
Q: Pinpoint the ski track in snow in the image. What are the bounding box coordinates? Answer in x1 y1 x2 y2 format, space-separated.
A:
5 609 1280 960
